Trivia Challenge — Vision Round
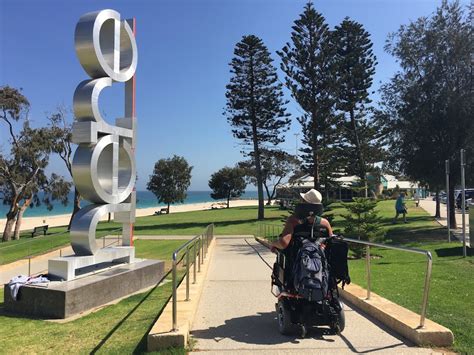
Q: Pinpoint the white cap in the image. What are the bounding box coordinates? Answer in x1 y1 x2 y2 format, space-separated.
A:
300 189 323 204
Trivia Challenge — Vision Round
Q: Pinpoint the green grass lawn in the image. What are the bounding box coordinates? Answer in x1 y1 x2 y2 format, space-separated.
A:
0 206 287 265
1 202 473 352
0 239 186 354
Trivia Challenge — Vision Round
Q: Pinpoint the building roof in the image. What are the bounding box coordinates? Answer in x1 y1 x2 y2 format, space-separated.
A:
277 174 418 190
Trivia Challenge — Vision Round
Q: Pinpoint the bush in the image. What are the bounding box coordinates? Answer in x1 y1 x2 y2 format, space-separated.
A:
341 197 384 258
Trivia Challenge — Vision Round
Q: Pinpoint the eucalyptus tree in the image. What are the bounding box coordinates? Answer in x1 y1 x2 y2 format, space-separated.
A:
278 2 340 192
47 107 80 229
238 148 299 205
147 155 192 213
379 0 473 225
209 166 246 208
225 35 290 220
0 86 71 240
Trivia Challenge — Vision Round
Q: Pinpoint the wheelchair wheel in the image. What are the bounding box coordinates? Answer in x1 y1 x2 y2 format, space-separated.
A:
330 299 345 334
277 299 293 335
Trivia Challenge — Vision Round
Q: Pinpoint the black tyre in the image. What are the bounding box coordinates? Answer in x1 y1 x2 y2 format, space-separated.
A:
277 299 293 335
331 299 345 334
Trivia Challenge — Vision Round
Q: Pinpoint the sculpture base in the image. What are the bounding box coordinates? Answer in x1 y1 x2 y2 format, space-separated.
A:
4 259 165 319
48 246 135 281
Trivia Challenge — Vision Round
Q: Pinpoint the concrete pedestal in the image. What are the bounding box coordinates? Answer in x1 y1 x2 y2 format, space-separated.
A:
4 259 165 319
48 246 135 281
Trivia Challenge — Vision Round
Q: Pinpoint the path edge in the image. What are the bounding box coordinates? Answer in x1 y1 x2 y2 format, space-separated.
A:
147 237 217 351
340 283 454 347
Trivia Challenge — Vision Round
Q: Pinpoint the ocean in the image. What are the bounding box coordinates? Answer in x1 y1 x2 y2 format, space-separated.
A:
0 190 259 218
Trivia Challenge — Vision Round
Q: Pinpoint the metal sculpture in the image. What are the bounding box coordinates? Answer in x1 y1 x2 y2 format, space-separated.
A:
70 9 137 256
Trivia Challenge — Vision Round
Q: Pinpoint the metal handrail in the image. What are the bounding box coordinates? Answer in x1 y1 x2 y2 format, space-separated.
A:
171 224 214 331
257 223 433 328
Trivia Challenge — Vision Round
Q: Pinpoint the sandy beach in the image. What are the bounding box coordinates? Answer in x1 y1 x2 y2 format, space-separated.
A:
0 199 259 232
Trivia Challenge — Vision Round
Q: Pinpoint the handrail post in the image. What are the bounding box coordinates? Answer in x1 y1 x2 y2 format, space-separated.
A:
185 247 190 301
342 236 434 326
419 252 433 328
201 235 204 264
197 238 201 272
193 241 197 284
366 245 371 300
172 252 178 331
205 227 209 257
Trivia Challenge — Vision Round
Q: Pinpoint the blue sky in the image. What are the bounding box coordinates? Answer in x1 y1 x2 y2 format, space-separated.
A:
0 0 468 190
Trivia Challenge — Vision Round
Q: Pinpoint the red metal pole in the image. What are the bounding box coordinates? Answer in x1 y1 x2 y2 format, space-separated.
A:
130 17 136 246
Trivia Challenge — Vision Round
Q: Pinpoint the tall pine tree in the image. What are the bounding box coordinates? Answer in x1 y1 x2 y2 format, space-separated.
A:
278 2 340 192
333 18 383 196
225 35 290 220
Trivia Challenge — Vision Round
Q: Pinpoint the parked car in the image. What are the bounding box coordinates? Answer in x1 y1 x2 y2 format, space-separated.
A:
433 192 447 203
456 189 474 209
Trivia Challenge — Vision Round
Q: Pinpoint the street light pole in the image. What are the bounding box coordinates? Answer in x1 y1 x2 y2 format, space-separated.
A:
461 149 467 257
445 160 451 243
294 133 299 159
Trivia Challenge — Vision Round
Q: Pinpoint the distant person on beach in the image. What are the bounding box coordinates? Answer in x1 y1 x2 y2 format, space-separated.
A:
267 189 333 251
393 192 407 223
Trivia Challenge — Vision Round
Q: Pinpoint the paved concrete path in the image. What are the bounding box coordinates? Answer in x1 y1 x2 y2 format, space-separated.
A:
190 236 440 354
419 199 469 229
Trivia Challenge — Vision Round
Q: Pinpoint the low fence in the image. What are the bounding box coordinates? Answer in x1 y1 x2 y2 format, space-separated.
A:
257 223 433 328
171 223 214 331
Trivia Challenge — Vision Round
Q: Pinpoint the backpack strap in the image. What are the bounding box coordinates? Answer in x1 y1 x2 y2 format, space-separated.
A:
310 215 322 240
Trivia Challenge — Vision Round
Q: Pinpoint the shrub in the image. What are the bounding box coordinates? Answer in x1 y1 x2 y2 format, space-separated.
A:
341 197 384 258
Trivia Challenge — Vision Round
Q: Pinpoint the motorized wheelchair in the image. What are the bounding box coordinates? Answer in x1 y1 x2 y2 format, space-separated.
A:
270 203 349 337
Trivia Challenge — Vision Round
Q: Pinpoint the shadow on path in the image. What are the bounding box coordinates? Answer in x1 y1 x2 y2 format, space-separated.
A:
190 311 335 346
339 333 405 354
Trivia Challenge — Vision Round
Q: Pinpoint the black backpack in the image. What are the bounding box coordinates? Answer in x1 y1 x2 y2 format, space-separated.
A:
325 236 351 288
291 217 329 301
292 238 328 301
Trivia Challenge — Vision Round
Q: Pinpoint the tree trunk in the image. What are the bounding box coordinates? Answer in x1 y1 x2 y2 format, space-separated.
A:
313 147 320 190
254 148 265 220
268 178 283 206
263 182 272 205
349 109 367 198
68 188 81 230
227 193 230 209
167 202 170 214
449 181 457 229
13 198 32 240
2 212 17 242
310 111 320 190
435 189 441 218
249 54 264 220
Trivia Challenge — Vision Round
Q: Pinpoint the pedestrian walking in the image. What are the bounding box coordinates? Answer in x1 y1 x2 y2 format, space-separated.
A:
393 192 407 223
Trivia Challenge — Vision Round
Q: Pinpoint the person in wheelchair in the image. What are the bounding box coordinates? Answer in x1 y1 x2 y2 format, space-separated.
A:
264 189 333 293
269 189 333 253
261 190 349 336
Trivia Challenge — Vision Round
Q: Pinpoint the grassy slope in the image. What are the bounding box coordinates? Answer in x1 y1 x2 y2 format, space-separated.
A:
0 239 186 354
0 206 286 265
1 202 473 352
